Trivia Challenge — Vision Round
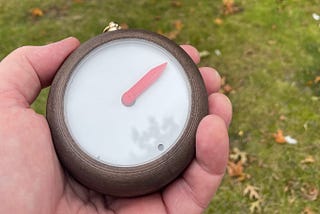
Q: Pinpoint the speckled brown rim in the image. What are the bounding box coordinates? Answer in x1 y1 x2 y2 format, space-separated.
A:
46 29 208 197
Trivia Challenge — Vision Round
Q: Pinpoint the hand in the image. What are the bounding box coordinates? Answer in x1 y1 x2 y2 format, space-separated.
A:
0 38 232 214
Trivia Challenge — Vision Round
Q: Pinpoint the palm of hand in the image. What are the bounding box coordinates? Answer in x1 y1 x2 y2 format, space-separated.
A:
0 38 231 214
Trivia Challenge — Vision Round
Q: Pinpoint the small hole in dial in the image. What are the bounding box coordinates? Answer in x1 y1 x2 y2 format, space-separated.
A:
158 144 164 151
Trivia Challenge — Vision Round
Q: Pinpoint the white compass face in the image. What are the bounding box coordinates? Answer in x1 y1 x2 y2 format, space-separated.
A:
64 39 191 167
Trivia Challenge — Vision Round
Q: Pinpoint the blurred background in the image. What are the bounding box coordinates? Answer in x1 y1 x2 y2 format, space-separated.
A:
0 0 319 213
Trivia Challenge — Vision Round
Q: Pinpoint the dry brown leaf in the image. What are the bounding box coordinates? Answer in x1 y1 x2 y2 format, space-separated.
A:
244 185 261 200
221 76 226 86
300 155 315 164
302 207 314 214
220 76 234 94
120 23 129 29
227 161 249 181
279 115 287 121
301 185 319 201
161 20 183 40
174 20 183 31
171 1 182 7
31 8 44 17
223 0 235 15
166 31 180 40
223 0 242 15
273 129 286 144
223 84 233 94
314 76 320 84
306 80 314 86
227 161 243 177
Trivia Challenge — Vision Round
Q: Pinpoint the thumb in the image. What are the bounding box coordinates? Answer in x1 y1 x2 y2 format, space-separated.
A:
0 37 80 106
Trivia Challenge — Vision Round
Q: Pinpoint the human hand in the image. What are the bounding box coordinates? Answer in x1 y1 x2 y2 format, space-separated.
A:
0 37 231 214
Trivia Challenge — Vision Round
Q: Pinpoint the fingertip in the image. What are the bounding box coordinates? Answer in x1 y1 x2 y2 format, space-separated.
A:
199 67 221 94
196 115 229 175
180 45 200 64
208 93 232 127
54 37 80 47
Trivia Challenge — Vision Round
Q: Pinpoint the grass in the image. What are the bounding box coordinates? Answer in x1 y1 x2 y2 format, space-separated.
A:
1 0 319 213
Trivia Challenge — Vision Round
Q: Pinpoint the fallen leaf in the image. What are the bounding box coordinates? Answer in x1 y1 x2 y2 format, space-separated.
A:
279 115 287 120
171 1 182 7
214 49 222 56
249 200 262 213
174 20 183 31
302 207 314 214
268 40 277 45
31 8 44 17
230 147 248 164
314 76 320 84
199 50 210 58
223 84 233 94
161 20 183 40
221 76 226 85
244 185 261 200
227 161 249 181
301 185 319 201
120 23 129 29
165 31 180 40
288 196 296 204
227 161 243 177
223 0 235 15
273 129 286 144
238 130 244 136
223 0 242 15
306 80 314 86
214 18 223 25
220 76 234 94
300 155 315 164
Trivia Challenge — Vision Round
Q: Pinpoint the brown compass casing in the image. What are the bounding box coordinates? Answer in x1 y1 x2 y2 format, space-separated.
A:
46 29 208 197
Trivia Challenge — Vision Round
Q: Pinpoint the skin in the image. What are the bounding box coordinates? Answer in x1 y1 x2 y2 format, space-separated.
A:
0 37 232 214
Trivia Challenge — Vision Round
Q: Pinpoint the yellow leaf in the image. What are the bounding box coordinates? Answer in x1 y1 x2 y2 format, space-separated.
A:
31 8 44 17
300 155 315 164
174 20 183 31
199 50 210 58
214 18 223 25
249 200 262 213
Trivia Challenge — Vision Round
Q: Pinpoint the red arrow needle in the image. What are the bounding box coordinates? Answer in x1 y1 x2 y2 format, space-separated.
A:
122 62 167 106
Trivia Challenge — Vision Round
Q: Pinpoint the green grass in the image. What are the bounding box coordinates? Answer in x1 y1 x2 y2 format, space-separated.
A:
1 0 319 213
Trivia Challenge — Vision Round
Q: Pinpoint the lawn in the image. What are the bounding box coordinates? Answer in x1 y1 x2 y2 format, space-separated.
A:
0 0 319 213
